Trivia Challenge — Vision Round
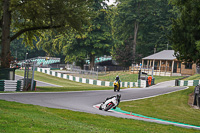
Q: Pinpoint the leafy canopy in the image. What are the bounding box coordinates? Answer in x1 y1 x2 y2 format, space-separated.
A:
36 0 113 68
0 0 93 46
112 0 174 63
169 0 200 63
0 0 93 68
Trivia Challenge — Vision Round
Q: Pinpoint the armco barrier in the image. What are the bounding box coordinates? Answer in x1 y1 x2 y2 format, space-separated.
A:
37 68 147 88
0 80 23 91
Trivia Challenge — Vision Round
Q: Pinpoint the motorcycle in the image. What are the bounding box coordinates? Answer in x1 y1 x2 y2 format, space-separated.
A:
113 80 120 92
99 97 118 111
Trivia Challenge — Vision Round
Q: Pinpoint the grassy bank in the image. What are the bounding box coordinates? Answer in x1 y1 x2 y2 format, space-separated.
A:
184 74 200 80
15 70 182 92
16 70 183 84
119 87 200 126
98 71 183 84
15 70 112 92
98 71 138 82
0 88 199 132
153 75 183 84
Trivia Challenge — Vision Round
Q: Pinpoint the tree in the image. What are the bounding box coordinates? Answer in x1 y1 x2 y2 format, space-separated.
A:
115 0 155 64
169 0 200 63
113 0 174 63
66 0 113 69
37 0 113 69
0 0 92 68
112 41 132 67
10 38 46 61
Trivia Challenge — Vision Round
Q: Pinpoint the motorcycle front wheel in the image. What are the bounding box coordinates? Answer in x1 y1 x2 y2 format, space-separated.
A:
104 103 113 111
114 85 117 92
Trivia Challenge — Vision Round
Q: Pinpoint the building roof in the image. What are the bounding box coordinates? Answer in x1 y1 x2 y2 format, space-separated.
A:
142 50 176 60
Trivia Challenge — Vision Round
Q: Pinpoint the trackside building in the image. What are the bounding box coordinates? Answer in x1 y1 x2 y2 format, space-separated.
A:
134 50 197 76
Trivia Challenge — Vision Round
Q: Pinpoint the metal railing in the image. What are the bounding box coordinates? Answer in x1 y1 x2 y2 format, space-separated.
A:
69 68 99 80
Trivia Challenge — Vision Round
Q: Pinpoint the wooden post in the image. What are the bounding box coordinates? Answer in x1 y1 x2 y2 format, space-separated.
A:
159 60 161 76
150 60 152 75
171 60 174 76
150 60 152 70
153 60 155 75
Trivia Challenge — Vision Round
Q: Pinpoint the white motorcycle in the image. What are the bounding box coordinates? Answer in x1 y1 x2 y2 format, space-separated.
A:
99 97 118 111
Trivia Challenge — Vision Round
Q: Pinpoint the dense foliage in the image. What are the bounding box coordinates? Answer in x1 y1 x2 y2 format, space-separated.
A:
36 0 113 68
112 0 174 64
169 0 200 63
112 41 132 67
1 0 199 68
0 0 93 68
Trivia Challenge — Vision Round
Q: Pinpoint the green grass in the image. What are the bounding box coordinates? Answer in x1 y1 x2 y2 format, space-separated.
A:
0 87 199 132
98 71 138 82
16 70 183 89
2 70 199 132
15 70 113 92
153 75 183 84
15 70 183 92
98 71 183 84
184 74 200 80
119 87 200 126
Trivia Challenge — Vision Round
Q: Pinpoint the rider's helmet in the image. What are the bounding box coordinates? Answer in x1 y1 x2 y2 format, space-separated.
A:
116 93 121 99
116 75 119 80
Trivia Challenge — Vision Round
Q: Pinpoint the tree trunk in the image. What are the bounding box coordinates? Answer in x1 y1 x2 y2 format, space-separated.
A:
132 21 139 65
90 54 95 70
1 0 11 68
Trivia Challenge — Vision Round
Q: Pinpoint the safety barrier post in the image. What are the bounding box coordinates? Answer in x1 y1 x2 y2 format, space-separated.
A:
0 80 5 91
16 80 22 91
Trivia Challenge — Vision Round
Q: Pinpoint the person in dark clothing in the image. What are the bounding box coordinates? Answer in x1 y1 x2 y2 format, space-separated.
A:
115 75 120 81
115 75 120 89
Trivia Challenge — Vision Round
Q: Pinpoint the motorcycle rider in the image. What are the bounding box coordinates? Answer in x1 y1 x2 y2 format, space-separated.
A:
103 93 121 109
115 75 121 89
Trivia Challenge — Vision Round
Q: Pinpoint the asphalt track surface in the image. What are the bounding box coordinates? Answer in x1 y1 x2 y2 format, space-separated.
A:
0 80 199 130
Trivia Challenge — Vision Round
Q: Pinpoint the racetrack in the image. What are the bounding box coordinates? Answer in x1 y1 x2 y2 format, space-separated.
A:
1 83 198 129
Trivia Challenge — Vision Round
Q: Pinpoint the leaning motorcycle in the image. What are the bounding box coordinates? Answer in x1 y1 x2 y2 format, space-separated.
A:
99 97 118 111
113 80 120 92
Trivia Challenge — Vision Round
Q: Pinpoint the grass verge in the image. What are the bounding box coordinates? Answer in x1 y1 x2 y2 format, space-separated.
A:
15 70 183 91
184 74 200 80
16 70 183 84
119 86 200 126
15 70 113 92
1 86 199 132
98 71 138 82
97 71 183 84
153 75 183 84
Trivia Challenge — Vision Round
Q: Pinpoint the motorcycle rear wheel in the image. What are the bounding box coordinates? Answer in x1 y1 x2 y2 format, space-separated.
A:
117 86 120 91
99 104 103 110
